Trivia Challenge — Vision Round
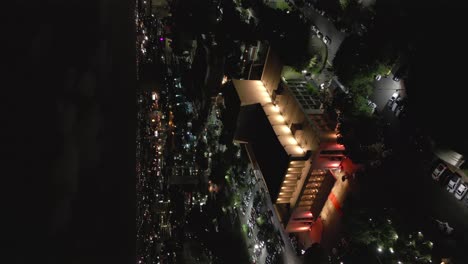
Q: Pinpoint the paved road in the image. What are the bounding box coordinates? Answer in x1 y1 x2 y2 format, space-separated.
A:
301 6 347 64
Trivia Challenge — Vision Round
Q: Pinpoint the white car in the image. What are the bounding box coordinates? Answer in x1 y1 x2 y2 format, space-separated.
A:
323 36 331 45
455 182 468 200
391 100 399 112
391 92 400 101
367 100 377 113
447 176 461 193
432 163 447 180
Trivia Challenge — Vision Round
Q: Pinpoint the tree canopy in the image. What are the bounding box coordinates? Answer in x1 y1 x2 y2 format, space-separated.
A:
256 6 313 71
333 33 395 96
342 206 434 264
335 110 384 163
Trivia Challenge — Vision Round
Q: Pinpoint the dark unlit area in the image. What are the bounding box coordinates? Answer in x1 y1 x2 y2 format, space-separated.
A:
3 1 135 263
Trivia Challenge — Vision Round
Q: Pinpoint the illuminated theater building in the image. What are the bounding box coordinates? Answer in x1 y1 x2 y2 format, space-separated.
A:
229 47 346 234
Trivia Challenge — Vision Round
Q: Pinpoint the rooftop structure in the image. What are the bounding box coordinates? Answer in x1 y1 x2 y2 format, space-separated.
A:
230 47 347 234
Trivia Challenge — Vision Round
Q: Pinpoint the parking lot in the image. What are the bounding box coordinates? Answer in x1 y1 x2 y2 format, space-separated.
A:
365 81 468 262
428 159 468 212
369 74 406 114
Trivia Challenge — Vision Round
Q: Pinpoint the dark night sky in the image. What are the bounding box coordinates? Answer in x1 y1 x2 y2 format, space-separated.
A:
3 1 135 263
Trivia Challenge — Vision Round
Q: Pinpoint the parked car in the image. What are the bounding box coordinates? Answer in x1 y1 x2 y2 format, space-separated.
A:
311 25 319 33
387 99 395 109
317 32 323 39
432 163 447 181
447 175 461 193
391 100 399 112
387 92 400 109
455 182 468 200
395 105 405 118
367 100 377 113
323 36 331 45
439 171 453 186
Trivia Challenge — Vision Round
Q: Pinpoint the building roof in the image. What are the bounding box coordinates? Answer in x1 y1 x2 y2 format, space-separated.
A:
235 104 289 201
232 79 305 157
232 79 272 106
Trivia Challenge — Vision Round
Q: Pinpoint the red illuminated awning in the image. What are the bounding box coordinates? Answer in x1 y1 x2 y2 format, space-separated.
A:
340 157 361 175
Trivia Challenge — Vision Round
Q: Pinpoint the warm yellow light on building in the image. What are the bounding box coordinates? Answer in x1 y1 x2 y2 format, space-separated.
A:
221 75 228 84
298 146 306 152
273 124 292 136
274 114 285 123
279 135 298 146
265 104 280 115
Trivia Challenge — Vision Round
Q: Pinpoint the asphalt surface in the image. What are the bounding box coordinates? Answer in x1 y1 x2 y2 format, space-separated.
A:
370 74 406 113
369 90 468 263
301 6 347 65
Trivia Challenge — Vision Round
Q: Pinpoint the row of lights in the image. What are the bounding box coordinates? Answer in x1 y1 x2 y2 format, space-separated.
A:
253 80 306 156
